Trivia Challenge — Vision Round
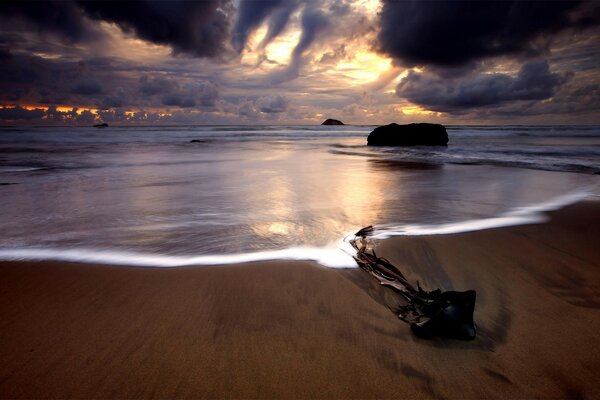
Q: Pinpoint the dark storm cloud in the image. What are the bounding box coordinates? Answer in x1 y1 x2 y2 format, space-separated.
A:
378 0 596 67
149 79 219 109
0 105 45 121
162 93 196 108
0 50 85 105
139 76 171 96
396 61 570 112
0 50 138 108
258 3 299 50
232 0 290 53
0 1 233 58
77 0 232 57
231 1 339 59
0 44 222 112
268 6 330 84
294 8 329 59
0 0 100 42
98 89 127 109
71 79 103 95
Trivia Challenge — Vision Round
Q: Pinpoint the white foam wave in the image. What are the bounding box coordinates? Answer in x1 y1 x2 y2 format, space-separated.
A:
0 238 359 269
0 190 593 269
372 189 592 238
0 166 44 173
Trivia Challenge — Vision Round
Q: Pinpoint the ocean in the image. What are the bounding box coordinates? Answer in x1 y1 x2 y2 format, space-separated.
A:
1 124 599 268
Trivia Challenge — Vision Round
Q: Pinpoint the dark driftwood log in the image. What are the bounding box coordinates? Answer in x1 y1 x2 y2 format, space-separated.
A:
350 226 476 340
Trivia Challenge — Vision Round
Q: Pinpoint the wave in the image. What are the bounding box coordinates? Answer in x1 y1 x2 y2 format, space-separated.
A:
0 190 594 269
0 241 358 269
327 144 600 174
0 166 47 173
372 189 593 238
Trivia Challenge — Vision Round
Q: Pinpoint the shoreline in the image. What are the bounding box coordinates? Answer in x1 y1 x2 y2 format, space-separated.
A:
1 201 599 398
0 190 595 270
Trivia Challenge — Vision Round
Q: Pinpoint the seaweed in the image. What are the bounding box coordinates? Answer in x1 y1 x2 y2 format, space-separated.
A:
350 226 476 340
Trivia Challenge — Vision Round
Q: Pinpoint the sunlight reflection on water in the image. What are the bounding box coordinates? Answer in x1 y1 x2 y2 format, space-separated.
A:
0 126 598 264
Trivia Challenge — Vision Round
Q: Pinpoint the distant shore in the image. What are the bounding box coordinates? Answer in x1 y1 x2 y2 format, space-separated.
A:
1 201 599 398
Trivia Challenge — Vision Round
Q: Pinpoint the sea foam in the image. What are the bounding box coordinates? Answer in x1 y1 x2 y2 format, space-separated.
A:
372 189 592 238
0 190 593 269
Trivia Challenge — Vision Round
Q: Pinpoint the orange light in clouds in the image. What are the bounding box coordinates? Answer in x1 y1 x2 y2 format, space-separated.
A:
401 105 440 116
15 104 100 114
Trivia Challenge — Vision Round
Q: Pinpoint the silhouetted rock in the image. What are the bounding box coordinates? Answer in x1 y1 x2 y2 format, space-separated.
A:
321 119 344 125
93 123 108 128
190 139 207 143
367 123 448 146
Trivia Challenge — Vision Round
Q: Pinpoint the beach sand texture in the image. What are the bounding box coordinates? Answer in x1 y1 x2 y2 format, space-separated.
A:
1 201 599 399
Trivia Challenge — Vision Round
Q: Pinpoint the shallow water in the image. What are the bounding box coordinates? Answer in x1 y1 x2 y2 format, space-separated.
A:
0 125 599 267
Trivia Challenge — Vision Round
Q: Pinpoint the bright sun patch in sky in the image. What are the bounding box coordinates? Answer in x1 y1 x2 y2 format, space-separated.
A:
264 29 302 65
335 51 393 84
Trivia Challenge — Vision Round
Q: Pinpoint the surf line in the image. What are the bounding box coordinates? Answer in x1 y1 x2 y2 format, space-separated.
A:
0 190 593 270
370 189 592 238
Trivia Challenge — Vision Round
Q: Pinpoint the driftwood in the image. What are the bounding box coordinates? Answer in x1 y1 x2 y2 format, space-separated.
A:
350 226 476 340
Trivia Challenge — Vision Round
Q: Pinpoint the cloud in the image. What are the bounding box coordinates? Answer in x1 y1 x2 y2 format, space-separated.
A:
78 0 233 57
0 1 101 43
138 72 228 110
0 51 81 104
256 94 288 113
0 46 225 112
396 61 571 112
98 89 127 109
0 105 45 121
293 8 329 59
0 51 143 108
268 6 330 84
257 3 299 50
378 0 595 67
71 79 103 95
231 0 295 53
139 76 171 96
160 81 219 109
318 45 346 64
0 1 233 58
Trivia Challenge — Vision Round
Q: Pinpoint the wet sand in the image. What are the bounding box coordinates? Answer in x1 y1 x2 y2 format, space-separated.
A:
1 201 599 398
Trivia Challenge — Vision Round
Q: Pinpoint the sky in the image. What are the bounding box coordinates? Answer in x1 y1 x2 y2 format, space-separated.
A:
0 0 599 125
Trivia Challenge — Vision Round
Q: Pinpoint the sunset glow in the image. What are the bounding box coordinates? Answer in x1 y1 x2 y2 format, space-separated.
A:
0 0 598 125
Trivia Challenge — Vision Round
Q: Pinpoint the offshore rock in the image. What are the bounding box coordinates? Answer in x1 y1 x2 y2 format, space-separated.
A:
367 123 448 146
321 119 344 125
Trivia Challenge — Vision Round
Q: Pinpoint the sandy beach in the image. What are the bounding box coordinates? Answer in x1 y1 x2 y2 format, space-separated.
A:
1 201 599 399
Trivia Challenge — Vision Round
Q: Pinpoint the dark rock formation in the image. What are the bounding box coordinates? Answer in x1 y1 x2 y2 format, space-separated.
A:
321 119 344 125
367 123 448 146
93 123 108 128
190 139 207 143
